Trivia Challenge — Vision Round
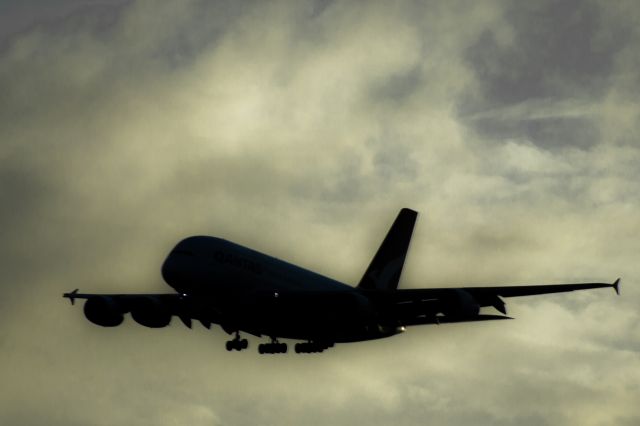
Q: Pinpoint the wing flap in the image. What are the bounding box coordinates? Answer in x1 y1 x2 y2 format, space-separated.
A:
401 314 512 326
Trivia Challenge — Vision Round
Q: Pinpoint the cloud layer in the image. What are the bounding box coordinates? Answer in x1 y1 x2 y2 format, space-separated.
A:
1 1 638 425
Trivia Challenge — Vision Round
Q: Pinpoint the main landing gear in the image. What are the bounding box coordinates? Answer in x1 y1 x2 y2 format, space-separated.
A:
226 332 249 351
225 334 335 354
294 341 333 354
258 338 287 354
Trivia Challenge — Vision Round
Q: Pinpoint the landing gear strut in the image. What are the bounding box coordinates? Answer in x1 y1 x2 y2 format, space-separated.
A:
226 332 248 351
258 337 287 354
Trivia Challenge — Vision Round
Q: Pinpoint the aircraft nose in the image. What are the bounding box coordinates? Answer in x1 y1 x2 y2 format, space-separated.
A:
161 250 195 288
161 256 177 285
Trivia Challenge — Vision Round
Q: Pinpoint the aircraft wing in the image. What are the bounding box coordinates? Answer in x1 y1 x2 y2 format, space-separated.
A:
62 290 215 329
390 278 620 301
368 279 620 323
63 289 181 305
462 279 620 298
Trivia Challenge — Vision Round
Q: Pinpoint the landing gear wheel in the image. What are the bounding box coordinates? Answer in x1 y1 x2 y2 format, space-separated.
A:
258 339 287 354
294 341 332 354
225 332 249 351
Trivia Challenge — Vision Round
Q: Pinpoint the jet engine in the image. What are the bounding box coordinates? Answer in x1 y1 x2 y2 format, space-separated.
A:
130 297 172 328
84 296 124 327
441 289 480 318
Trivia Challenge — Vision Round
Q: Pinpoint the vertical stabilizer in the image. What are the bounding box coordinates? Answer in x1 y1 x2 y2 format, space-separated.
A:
357 208 418 290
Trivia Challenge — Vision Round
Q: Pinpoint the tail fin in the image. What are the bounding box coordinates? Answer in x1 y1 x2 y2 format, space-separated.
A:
357 208 418 291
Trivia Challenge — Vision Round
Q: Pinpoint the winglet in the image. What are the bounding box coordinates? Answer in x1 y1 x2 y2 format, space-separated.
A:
612 278 621 295
63 289 79 305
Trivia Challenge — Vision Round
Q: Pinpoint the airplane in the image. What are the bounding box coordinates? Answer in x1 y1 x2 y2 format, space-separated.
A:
63 208 620 354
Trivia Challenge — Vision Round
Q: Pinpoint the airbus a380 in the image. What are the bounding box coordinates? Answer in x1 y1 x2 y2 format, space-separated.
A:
64 208 619 354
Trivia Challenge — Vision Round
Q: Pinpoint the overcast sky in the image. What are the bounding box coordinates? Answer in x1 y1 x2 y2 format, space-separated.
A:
1 1 639 425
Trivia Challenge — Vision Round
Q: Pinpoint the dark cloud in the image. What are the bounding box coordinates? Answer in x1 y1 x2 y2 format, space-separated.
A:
471 116 600 150
0 1 123 42
369 65 423 105
369 133 418 181
459 0 632 150
465 0 622 105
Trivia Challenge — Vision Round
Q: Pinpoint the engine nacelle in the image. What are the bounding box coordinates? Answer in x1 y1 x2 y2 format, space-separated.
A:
441 289 480 318
130 297 171 328
84 296 124 327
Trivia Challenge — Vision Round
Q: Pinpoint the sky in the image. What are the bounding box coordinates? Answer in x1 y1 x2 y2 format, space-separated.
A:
0 0 639 424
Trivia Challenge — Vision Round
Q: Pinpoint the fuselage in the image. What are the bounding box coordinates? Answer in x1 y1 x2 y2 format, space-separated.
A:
160 236 403 342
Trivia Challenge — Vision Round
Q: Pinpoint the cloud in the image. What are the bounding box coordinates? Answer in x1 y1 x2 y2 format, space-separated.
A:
458 0 636 150
0 1 639 425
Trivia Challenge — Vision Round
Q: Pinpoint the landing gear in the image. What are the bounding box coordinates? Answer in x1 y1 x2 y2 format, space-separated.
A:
225 332 249 351
294 341 334 354
258 338 287 354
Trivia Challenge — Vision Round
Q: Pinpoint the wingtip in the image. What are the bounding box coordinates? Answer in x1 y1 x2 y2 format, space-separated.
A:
63 288 79 305
613 278 621 295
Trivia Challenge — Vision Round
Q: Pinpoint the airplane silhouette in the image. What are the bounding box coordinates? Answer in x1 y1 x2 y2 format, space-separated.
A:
64 208 619 354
